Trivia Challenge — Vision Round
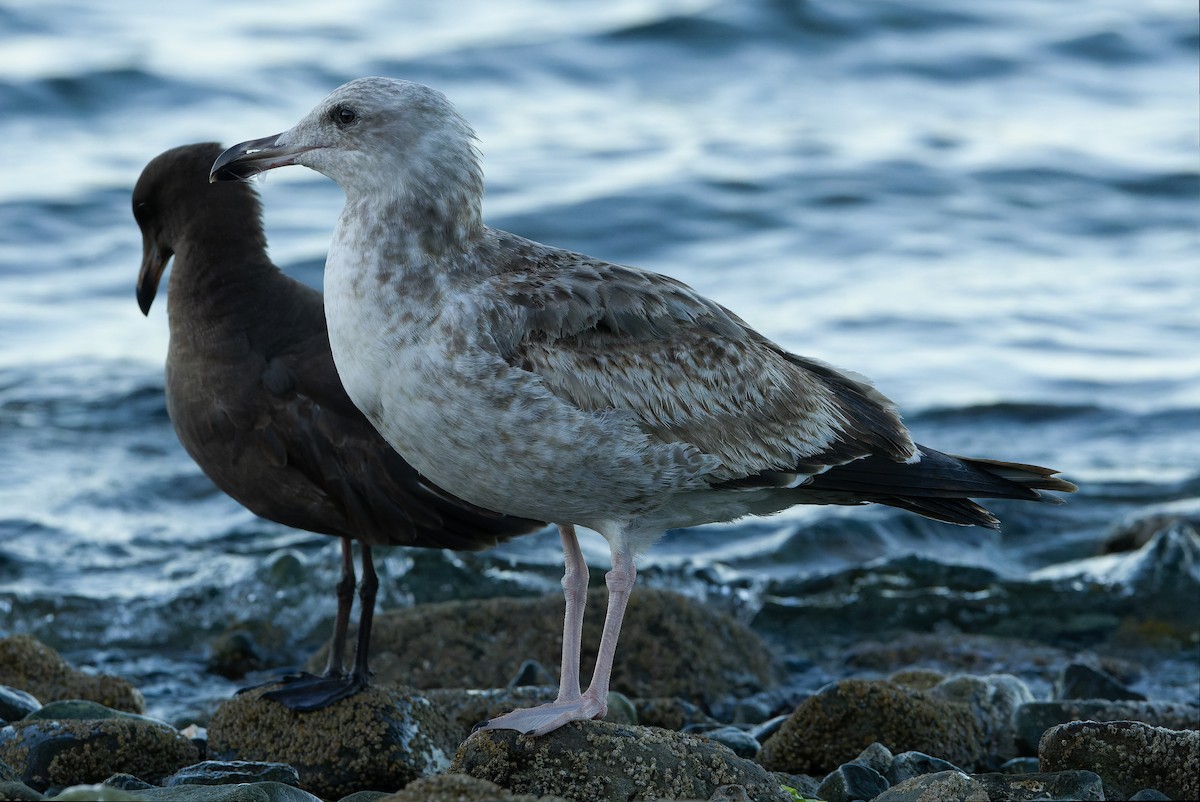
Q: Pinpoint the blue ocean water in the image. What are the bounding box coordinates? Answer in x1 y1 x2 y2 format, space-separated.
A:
0 0 1197 724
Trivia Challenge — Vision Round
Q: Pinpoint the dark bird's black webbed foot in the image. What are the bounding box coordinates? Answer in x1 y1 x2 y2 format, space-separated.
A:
259 671 370 711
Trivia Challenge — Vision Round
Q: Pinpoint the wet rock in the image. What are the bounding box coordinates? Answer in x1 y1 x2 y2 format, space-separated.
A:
0 687 41 724
424 687 636 742
1127 789 1172 801
0 780 43 800
1102 500 1200 554
634 697 720 731
338 792 390 802
207 683 456 801
23 700 156 723
375 773 569 801
0 636 144 714
998 757 1039 774
755 679 986 775
929 673 1033 766
162 760 301 787
814 762 889 802
873 770 988 802
1038 720 1199 801
848 741 894 776
205 629 267 680
1059 525 1200 622
52 781 321 801
1015 699 1200 753
317 589 781 704
747 715 788 745
887 751 962 785
972 769 1104 801
454 720 790 802
700 726 760 759
104 774 156 790
0 705 199 791
1055 662 1146 701
887 669 946 692
758 528 1200 646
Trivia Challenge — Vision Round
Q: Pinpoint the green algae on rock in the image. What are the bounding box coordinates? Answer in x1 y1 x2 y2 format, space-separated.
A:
0 636 144 714
207 683 457 800
453 720 790 802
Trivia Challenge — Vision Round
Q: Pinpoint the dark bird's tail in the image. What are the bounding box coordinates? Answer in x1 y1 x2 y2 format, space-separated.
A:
806 445 1078 529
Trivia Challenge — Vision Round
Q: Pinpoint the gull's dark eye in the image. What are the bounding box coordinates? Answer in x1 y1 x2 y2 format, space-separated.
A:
330 105 358 127
132 201 149 224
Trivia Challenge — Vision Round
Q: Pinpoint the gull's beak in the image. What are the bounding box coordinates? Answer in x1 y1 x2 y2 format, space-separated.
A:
137 238 171 316
210 133 311 182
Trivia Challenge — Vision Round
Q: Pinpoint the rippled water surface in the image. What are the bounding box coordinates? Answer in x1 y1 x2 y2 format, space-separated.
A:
0 0 1197 724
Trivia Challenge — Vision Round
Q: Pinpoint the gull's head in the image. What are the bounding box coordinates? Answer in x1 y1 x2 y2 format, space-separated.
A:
210 77 480 201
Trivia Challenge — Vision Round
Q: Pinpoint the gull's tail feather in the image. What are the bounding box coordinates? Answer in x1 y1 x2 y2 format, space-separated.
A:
805 444 1077 529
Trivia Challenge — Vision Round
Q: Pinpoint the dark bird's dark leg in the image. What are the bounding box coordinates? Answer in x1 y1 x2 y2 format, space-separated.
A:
259 539 375 711
323 537 357 677
345 543 379 690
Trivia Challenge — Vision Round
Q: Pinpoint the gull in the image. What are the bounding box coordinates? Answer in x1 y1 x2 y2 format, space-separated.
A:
210 78 1076 734
135 142 543 711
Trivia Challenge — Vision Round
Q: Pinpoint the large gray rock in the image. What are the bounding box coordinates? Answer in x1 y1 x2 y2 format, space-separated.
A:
454 720 790 802
929 673 1033 767
1039 720 1199 801
972 770 1104 801
1016 699 1200 753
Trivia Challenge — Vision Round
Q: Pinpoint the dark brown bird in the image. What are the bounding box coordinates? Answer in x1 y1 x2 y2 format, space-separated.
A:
134 142 544 710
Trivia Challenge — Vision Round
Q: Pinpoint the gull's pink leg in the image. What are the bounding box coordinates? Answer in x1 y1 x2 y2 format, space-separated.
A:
578 543 635 719
555 524 587 703
479 524 595 734
479 534 636 736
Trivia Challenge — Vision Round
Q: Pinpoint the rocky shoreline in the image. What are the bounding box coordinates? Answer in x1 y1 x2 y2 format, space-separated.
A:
1 522 1197 801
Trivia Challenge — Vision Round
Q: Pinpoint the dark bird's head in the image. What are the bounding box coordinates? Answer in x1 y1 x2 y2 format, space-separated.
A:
133 142 266 315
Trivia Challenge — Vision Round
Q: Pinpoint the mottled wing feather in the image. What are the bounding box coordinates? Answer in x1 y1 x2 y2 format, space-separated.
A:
484 245 916 484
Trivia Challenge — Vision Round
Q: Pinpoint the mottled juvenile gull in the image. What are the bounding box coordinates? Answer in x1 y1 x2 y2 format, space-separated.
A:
211 78 1077 734
135 143 543 710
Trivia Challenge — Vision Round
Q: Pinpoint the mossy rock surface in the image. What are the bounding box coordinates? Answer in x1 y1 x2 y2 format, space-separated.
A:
207 683 457 800
0 715 199 791
311 589 781 704
0 636 143 714
454 720 790 802
377 773 569 801
756 679 987 775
